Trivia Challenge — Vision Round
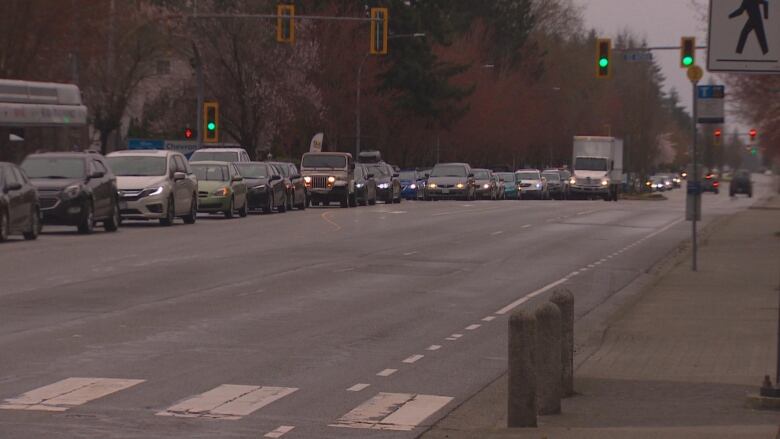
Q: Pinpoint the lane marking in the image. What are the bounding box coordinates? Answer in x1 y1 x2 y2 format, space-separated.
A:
577 210 595 215
157 385 297 420
402 355 424 364
348 383 371 392
0 378 144 412
482 316 496 322
334 267 355 273
377 369 397 377
490 231 504 236
265 426 295 438
426 345 442 351
330 392 453 431
521 224 532 229
320 212 342 231
403 251 419 256
465 324 481 331
445 337 458 341
450 334 463 339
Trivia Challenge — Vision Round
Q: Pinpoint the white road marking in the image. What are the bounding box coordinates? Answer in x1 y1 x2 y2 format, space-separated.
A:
495 277 570 315
157 385 297 420
334 267 355 273
465 324 481 331
450 334 463 339
588 264 596 268
403 251 419 256
330 392 453 431
377 369 397 377
568 271 581 277
490 231 504 236
445 337 458 341
265 426 295 438
577 210 595 215
348 384 371 392
402 355 424 364
521 224 532 229
426 345 442 351
0 378 144 412
482 316 496 322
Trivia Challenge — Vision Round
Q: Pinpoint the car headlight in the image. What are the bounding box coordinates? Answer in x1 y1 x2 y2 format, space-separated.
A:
356 183 364 188
410 184 416 190
214 187 231 197
601 179 609 186
428 183 437 189
456 183 465 189
62 184 82 200
139 186 164 198
303 176 312 184
535 183 541 189
327 176 336 183
483 184 490 189
378 183 390 189
569 177 576 185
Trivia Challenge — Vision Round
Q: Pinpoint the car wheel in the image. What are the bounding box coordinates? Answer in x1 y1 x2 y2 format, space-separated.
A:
0 209 9 242
263 194 273 214
349 193 357 208
160 196 175 226
104 199 120 232
341 192 350 208
78 202 95 234
23 206 41 240
278 195 287 213
287 192 294 211
224 197 235 219
183 195 197 224
298 194 307 210
238 198 248 218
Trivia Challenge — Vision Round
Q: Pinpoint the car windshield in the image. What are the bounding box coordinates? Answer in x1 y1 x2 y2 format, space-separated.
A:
431 165 467 177
236 164 269 178
21 157 86 179
366 165 390 178
516 172 539 180
473 170 490 179
106 156 167 177
542 172 560 181
190 151 238 162
496 173 515 182
192 164 229 181
302 155 346 169
575 157 608 171
399 171 417 180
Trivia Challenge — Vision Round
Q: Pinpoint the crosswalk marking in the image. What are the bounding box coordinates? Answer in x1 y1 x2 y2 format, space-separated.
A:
0 378 144 412
331 392 453 431
157 385 297 420
265 425 295 438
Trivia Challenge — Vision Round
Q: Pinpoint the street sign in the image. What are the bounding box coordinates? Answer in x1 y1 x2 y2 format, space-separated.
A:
708 0 780 73
622 51 654 62
696 85 725 124
687 65 704 83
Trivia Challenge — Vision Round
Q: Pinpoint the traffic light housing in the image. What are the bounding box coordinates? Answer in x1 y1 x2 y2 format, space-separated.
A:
370 7 389 55
680 37 696 68
596 38 612 79
203 101 219 144
713 129 722 145
277 4 295 44
184 127 194 140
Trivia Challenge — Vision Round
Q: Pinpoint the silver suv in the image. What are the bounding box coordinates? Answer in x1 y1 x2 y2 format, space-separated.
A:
107 150 198 225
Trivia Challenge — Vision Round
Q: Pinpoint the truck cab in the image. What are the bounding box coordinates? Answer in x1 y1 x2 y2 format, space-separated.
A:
569 136 624 202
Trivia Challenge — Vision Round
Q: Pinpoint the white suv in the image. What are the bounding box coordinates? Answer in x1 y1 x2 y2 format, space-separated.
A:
189 148 251 163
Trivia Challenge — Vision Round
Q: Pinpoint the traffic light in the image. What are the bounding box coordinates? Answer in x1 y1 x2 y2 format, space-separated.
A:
713 128 722 145
276 4 295 44
184 127 194 140
680 37 696 68
749 128 757 142
203 101 219 144
596 38 612 79
370 7 389 55
751 147 758 156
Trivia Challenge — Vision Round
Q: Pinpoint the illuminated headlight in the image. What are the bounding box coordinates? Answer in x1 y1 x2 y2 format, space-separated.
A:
303 176 312 184
646 181 652 186
327 176 336 184
601 179 609 186
483 184 490 189
378 183 390 189
410 184 417 190
456 183 465 189
141 186 164 197
535 183 542 188
62 184 82 200
428 183 437 189
356 183 364 189
569 177 576 185
213 187 231 197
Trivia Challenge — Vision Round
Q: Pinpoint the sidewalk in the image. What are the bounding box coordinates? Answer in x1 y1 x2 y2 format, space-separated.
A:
423 195 780 439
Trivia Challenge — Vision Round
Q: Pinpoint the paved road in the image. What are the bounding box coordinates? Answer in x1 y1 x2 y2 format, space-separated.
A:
0 179 769 439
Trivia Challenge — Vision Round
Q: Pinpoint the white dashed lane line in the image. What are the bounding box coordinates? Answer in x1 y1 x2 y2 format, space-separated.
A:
465 324 481 331
402 355 424 364
377 369 398 377
347 383 371 392
482 316 496 322
426 345 442 351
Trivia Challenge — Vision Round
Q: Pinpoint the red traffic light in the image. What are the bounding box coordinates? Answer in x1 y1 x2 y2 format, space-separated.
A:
184 127 194 139
714 129 722 138
749 128 757 140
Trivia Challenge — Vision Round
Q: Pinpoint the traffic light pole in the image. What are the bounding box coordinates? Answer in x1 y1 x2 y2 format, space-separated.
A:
691 80 699 272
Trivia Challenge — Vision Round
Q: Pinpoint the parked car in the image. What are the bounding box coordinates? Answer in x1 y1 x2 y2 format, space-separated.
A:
542 169 566 200
425 163 476 201
0 162 41 241
701 172 720 194
646 176 667 192
493 173 506 200
269 161 307 210
399 170 425 200
301 152 356 208
21 152 120 234
189 148 251 163
730 169 752 198
107 150 198 226
495 172 519 200
515 169 549 200
236 162 287 213
355 164 378 206
191 161 248 218
365 162 401 204
473 169 498 200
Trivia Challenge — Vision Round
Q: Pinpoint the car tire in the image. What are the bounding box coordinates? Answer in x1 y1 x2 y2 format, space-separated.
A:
224 197 235 219
238 199 248 218
104 200 120 232
278 195 287 213
183 195 197 224
263 194 273 214
298 195 307 210
349 193 357 208
23 206 41 240
287 192 294 211
78 202 95 234
0 209 9 242
341 192 350 208
160 196 175 226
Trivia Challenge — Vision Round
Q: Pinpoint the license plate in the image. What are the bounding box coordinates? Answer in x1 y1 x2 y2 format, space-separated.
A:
441 189 450 194
119 201 128 210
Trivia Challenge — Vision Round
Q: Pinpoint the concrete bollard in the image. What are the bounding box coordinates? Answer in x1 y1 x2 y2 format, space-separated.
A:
508 309 537 428
535 302 562 415
550 288 574 397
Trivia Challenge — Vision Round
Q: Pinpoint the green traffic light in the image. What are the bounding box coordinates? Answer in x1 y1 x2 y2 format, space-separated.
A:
682 56 694 66
207 122 216 131
751 147 758 156
599 57 609 68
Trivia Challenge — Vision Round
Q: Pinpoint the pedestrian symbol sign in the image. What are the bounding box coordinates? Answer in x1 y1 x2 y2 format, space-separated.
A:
708 0 780 72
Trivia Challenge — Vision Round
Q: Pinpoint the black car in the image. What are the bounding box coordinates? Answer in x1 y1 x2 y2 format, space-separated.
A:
542 170 566 200
269 161 307 211
730 169 753 198
236 162 288 213
0 162 41 242
701 172 720 194
355 164 377 206
21 152 120 234
364 162 401 204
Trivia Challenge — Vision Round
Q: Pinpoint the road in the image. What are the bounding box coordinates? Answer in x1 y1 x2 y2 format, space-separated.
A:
0 178 770 438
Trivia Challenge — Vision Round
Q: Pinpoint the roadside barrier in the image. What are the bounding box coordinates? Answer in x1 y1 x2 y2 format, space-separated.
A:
551 288 575 396
507 309 537 427
535 302 562 415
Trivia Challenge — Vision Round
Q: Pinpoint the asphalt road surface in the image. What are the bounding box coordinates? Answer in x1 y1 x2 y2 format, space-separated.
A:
0 178 770 438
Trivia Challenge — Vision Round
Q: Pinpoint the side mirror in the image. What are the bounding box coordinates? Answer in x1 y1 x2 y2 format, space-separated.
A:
89 171 105 179
173 172 186 181
5 182 22 192
270 175 282 181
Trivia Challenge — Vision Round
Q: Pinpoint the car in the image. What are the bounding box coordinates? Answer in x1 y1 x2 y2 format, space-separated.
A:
702 172 720 194
515 169 549 200
730 169 752 198
495 172 519 200
425 163 476 201
399 170 425 200
492 173 506 200
191 161 248 218
21 152 120 234
235 162 288 213
645 176 667 192
473 169 498 200
542 169 566 200
301 152 357 208
0 162 41 242
364 162 402 204
355 164 378 206
189 148 251 163
269 161 307 211
106 150 198 226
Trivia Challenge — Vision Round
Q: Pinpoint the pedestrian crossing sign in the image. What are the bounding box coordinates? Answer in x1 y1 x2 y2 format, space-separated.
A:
708 0 780 72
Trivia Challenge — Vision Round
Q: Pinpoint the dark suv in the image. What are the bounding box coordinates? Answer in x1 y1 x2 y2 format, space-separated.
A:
21 152 120 234
730 170 752 198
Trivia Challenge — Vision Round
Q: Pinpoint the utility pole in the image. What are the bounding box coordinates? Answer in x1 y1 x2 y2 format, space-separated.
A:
191 43 204 148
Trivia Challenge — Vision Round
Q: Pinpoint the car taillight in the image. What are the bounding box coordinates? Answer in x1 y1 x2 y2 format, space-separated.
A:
705 175 713 180
713 182 720 187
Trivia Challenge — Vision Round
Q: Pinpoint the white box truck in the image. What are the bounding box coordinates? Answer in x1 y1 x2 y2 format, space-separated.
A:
568 136 624 201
